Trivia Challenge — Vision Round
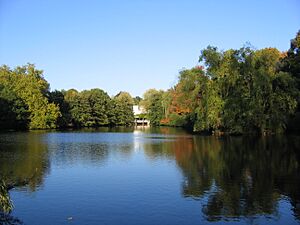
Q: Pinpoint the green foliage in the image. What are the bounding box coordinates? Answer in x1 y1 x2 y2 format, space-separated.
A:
196 46 297 134
168 114 189 127
141 89 164 126
0 85 29 130
218 47 297 134
280 30 300 90
61 89 135 127
111 92 135 126
63 89 80 127
48 90 71 128
175 67 223 132
150 36 299 134
0 180 13 214
0 64 60 130
64 88 111 127
279 30 300 132
194 80 223 132
133 96 142 105
1 31 298 133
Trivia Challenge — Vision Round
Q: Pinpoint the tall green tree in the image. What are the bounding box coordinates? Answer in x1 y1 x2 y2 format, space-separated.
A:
280 30 300 90
199 46 297 134
0 64 60 129
65 88 111 127
0 85 29 129
141 89 164 126
64 89 81 127
279 30 300 132
48 90 71 128
175 67 223 132
111 92 135 126
159 43 298 134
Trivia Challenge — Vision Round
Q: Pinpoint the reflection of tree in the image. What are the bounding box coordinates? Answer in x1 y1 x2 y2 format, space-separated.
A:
0 180 23 225
0 133 50 191
0 132 50 224
144 135 300 221
0 212 23 225
0 180 13 213
142 127 189 135
47 133 135 166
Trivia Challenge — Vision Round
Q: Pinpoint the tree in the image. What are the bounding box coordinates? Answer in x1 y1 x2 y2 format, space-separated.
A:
279 31 300 132
280 30 300 90
65 88 111 127
199 46 297 134
161 43 298 134
64 89 81 127
0 85 29 130
133 96 142 105
111 92 135 126
0 64 60 129
141 89 164 126
48 90 71 128
82 89 111 126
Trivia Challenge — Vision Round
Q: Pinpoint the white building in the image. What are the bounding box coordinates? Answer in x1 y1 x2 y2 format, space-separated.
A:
133 105 146 115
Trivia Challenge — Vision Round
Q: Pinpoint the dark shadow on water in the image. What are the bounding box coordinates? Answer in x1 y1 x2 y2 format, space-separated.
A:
0 212 23 225
0 132 50 192
0 179 23 225
144 134 300 222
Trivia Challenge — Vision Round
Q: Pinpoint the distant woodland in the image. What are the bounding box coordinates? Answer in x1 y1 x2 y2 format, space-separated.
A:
1 31 299 134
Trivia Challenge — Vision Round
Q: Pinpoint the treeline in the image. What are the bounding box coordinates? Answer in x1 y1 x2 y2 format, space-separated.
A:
1 31 299 134
49 89 135 128
141 31 300 134
0 64 135 130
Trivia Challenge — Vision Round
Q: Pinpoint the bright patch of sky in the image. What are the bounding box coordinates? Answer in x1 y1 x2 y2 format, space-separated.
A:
0 0 299 96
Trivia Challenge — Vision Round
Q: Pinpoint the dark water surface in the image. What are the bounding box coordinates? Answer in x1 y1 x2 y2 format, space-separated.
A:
0 127 300 225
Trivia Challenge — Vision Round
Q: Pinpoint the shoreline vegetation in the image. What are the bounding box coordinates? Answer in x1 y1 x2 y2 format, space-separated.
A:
0 31 299 135
0 180 13 214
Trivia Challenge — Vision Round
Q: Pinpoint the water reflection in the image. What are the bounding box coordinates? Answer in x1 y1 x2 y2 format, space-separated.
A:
45 132 136 166
0 129 299 223
0 132 50 191
144 134 300 221
0 212 23 225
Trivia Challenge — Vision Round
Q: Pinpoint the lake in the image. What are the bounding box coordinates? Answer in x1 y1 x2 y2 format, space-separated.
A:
0 127 299 225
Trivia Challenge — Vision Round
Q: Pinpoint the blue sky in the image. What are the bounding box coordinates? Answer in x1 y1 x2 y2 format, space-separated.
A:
0 0 299 97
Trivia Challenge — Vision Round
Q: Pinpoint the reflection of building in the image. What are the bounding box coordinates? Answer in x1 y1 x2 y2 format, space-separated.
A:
133 105 149 126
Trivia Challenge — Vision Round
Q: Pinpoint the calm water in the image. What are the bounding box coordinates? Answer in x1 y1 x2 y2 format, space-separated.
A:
0 127 300 225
